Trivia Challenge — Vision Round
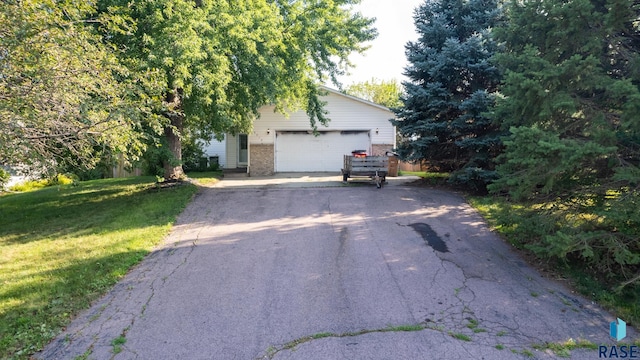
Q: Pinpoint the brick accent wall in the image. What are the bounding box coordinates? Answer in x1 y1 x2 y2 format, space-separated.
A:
372 144 394 156
249 144 274 176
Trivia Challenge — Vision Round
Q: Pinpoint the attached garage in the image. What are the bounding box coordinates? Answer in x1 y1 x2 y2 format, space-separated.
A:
275 130 371 172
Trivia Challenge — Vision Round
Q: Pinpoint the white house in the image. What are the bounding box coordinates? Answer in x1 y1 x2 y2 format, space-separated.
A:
201 86 396 176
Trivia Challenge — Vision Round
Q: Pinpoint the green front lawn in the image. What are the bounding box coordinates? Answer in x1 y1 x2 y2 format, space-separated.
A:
0 177 197 359
186 170 223 186
398 171 450 185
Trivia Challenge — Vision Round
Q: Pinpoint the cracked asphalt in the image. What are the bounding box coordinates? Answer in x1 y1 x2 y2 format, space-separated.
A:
38 180 637 359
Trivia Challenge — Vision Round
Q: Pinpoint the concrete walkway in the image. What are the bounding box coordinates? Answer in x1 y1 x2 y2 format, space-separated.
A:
212 172 421 189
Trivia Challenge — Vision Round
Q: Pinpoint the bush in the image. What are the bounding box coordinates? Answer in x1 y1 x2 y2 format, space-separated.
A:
9 174 76 192
0 168 10 190
529 190 640 281
449 167 498 194
72 167 108 181
52 173 76 185
56 149 113 181
207 162 220 172
141 144 171 177
471 192 640 287
9 179 48 192
182 141 206 172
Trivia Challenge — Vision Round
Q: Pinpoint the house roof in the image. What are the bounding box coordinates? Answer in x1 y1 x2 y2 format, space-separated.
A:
319 85 393 113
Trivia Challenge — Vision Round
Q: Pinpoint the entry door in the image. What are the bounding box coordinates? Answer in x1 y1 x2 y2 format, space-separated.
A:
238 134 248 166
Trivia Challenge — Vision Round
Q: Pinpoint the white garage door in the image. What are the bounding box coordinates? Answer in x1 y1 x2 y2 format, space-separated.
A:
275 131 371 172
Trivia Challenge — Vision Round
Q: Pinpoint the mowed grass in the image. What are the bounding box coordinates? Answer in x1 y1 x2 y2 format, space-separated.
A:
0 177 197 359
186 170 223 186
398 171 450 185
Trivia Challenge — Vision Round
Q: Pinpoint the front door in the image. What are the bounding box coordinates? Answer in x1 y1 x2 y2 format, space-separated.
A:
238 134 248 166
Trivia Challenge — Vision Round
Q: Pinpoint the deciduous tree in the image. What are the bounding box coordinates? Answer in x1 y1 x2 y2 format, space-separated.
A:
0 0 155 174
344 78 402 108
96 0 376 179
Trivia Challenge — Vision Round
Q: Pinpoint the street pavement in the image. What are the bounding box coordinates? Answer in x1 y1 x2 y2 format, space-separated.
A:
38 175 637 359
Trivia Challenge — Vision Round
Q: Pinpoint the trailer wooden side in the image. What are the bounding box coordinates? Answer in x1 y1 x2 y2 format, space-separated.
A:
342 155 389 187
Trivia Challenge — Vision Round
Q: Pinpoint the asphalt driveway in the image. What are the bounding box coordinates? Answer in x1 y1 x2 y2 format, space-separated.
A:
39 177 636 359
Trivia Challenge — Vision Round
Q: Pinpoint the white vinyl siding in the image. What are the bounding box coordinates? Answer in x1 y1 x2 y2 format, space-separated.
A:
201 137 226 168
249 89 395 147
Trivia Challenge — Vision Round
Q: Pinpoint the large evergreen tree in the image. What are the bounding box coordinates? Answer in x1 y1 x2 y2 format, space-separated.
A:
392 0 503 191
490 0 640 282
491 0 640 199
96 0 376 179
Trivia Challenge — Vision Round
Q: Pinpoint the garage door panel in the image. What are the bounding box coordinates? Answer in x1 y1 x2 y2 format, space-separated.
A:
275 131 371 172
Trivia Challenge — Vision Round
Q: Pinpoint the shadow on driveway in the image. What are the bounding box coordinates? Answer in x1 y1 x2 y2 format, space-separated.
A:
38 185 637 360
211 172 421 189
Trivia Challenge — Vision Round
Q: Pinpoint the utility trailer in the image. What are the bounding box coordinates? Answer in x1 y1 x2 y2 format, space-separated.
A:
341 155 389 188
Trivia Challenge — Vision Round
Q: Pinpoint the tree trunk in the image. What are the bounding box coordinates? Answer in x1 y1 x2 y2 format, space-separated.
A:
163 89 185 180
163 114 184 180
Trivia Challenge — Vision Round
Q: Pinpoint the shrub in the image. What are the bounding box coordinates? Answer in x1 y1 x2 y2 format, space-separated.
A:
141 141 172 177
472 192 640 288
72 167 108 181
8 174 77 192
0 168 10 190
207 162 220 172
528 190 640 282
9 179 48 192
182 141 206 172
52 174 76 185
449 167 498 194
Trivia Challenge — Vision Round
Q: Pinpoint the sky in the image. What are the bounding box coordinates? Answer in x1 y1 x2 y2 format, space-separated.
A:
336 0 425 87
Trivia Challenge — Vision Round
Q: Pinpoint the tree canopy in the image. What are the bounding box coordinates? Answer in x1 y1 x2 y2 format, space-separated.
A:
95 0 376 178
344 78 402 108
0 0 376 178
0 0 154 174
